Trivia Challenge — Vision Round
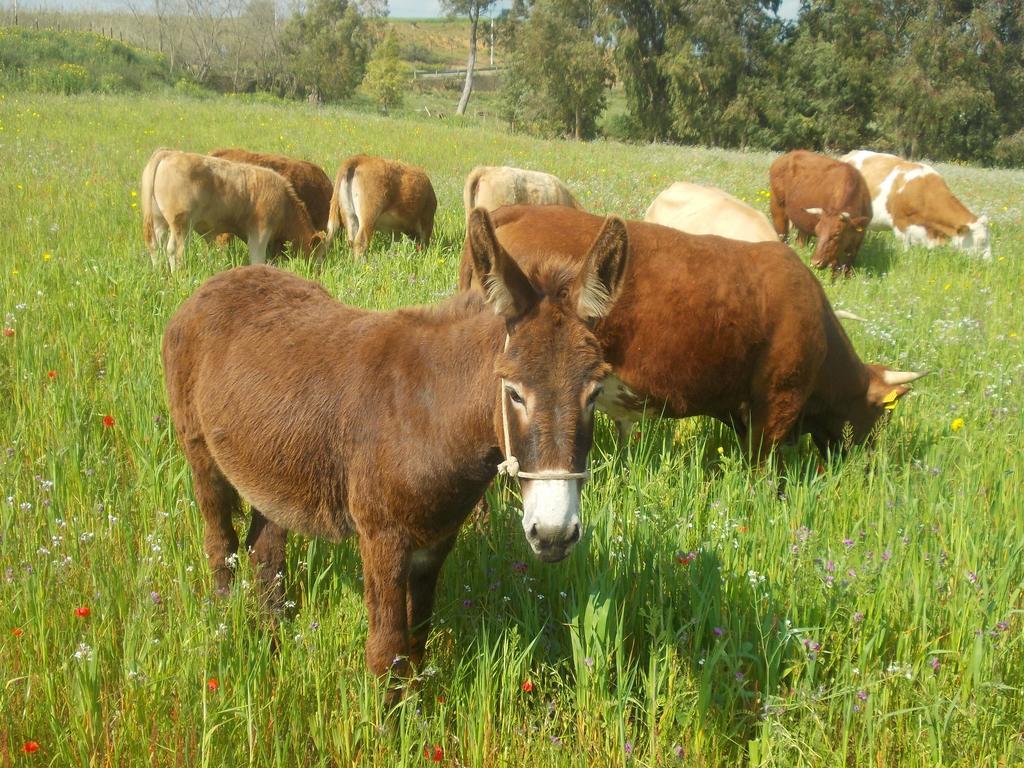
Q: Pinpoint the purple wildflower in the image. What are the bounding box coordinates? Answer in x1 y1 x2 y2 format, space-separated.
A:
843 538 854 548
624 741 633 755
882 549 892 561
857 690 868 701
149 591 161 605
713 626 724 637
930 657 940 672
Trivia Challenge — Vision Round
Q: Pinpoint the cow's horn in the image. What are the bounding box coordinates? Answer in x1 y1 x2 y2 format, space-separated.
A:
882 370 929 386
840 211 851 222
835 309 867 322
804 207 823 215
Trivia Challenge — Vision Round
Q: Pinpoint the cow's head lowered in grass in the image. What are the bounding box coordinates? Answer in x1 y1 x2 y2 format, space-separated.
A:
467 208 629 561
805 207 871 271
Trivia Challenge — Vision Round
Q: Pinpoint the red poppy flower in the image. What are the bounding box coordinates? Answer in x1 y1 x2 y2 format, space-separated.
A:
2 327 13 338
207 677 219 692
423 745 443 762
23 741 39 754
12 627 24 637
75 606 90 618
102 414 115 428
47 370 57 380
675 551 696 566
521 679 534 693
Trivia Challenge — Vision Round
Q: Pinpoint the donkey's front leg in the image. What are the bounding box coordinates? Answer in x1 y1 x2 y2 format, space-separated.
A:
359 533 413 677
407 535 457 668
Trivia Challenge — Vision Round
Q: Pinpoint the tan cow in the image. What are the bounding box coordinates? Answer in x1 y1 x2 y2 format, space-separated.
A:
209 148 334 230
141 149 324 272
644 182 777 243
840 150 991 258
463 165 582 221
326 155 437 258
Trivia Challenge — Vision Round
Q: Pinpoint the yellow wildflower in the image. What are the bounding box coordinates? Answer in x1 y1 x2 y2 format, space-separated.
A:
42 252 51 261
950 418 964 432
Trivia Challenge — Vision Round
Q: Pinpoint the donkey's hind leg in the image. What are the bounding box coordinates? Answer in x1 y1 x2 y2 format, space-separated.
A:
185 450 241 593
245 510 288 611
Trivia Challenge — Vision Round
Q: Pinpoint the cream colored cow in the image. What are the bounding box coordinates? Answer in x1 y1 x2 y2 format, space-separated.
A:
644 182 778 243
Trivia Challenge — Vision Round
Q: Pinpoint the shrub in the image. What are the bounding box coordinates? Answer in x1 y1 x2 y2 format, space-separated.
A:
992 130 1024 169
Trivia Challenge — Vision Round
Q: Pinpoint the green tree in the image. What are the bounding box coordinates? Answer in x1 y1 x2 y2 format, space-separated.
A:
501 0 611 139
658 0 782 148
280 0 370 102
604 0 682 142
361 30 408 113
442 0 499 115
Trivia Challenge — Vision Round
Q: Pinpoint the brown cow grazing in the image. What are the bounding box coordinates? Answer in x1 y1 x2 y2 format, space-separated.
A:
209 148 334 230
162 208 629 687
840 150 991 258
463 165 582 222
141 149 324 272
326 154 437 258
769 150 872 273
459 206 926 457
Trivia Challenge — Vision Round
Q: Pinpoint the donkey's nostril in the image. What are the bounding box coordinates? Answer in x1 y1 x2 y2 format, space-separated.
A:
529 523 539 540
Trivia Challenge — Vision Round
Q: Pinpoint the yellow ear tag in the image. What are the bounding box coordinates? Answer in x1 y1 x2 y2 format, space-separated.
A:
882 389 901 411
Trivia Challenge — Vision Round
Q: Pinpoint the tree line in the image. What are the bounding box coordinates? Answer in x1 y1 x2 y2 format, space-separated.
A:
497 0 1024 165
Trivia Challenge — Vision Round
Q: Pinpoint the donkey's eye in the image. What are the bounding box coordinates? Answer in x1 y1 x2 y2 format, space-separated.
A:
506 386 525 406
586 386 603 408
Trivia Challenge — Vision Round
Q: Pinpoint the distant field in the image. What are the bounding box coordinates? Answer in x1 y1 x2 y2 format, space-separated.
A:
1 93 1022 766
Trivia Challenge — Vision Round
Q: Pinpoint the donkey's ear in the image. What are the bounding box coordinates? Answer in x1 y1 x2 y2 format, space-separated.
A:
576 216 630 322
467 207 537 321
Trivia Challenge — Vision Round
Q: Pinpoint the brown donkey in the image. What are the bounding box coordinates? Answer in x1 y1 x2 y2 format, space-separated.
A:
162 209 629 681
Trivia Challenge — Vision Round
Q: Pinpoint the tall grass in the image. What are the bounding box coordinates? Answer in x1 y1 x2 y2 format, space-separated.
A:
1 93 1022 766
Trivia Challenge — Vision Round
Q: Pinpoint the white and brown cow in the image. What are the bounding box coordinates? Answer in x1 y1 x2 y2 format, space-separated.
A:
841 150 991 258
463 165 582 222
644 182 778 243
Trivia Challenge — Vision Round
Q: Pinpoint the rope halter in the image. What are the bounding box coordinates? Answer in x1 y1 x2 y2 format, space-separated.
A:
496 335 590 482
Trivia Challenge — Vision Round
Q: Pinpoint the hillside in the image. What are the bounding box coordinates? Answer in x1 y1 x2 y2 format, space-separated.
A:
0 26 179 94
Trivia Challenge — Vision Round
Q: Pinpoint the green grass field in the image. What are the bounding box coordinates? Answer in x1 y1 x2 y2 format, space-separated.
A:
1 92 1022 767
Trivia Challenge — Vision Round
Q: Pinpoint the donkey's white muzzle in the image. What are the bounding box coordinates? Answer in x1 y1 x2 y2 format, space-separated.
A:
521 477 583 562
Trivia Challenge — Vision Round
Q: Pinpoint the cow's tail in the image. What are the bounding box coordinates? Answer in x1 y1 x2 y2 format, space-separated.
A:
463 166 485 222
327 158 361 246
140 148 170 253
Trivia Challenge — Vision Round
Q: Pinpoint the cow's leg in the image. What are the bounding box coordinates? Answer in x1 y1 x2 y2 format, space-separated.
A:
770 194 788 242
247 232 270 265
352 218 374 259
245 510 288 611
615 417 635 445
150 217 169 268
745 390 804 465
359 531 412 678
406 535 456 668
165 218 188 274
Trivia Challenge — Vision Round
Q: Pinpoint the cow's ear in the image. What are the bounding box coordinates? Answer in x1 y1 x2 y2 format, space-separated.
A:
576 216 630 322
850 215 870 230
467 207 537 321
